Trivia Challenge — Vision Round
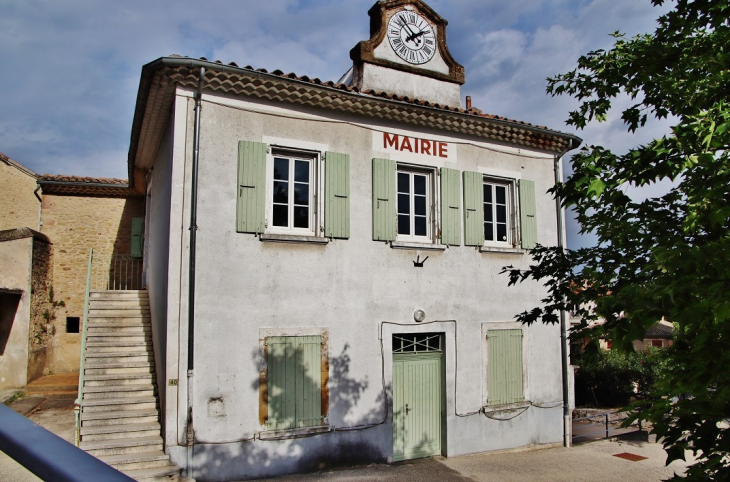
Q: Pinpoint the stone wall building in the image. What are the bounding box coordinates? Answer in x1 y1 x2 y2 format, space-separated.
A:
0 152 40 231
0 153 145 385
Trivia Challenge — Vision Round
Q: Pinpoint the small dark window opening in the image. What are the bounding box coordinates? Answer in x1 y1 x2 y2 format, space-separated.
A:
66 317 80 334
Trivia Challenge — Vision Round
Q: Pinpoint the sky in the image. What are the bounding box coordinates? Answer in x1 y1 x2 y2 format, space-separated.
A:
0 0 675 249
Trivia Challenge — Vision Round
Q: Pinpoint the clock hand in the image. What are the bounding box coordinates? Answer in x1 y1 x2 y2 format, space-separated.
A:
406 30 425 46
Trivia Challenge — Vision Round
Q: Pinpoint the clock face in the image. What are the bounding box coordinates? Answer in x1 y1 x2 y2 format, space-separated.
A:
387 10 436 65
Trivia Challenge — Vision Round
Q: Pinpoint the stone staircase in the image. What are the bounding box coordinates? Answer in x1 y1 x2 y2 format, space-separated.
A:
78 290 181 481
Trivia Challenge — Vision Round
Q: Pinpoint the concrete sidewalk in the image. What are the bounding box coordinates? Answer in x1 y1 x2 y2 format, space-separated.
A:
250 439 692 481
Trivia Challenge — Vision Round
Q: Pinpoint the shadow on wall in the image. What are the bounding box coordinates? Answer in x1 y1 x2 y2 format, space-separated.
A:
0 291 21 355
190 343 393 481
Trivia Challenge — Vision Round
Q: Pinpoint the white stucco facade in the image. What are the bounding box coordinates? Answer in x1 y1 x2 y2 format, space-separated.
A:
141 85 571 480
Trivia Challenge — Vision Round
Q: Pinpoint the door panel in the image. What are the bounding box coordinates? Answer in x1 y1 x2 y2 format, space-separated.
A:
393 353 443 461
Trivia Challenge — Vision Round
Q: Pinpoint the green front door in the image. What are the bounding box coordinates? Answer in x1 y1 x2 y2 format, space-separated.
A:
392 334 444 462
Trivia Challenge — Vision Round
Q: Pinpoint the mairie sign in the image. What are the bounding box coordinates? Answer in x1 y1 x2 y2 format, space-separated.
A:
377 132 455 162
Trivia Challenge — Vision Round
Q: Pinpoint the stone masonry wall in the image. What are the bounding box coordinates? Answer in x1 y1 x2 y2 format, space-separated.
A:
27 236 54 382
0 159 39 231
39 194 145 373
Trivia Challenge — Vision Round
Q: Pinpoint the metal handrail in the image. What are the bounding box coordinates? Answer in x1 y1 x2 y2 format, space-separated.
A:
0 404 134 481
74 248 93 447
572 410 642 441
90 254 144 291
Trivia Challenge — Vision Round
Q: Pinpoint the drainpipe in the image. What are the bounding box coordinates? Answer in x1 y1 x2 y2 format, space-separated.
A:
186 65 205 477
34 185 42 231
554 142 576 448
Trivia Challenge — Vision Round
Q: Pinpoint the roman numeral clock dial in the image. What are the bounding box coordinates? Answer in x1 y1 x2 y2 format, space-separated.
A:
387 10 436 65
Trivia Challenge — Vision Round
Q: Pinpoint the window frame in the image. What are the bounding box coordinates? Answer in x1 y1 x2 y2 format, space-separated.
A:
395 163 437 244
482 176 518 249
265 147 323 237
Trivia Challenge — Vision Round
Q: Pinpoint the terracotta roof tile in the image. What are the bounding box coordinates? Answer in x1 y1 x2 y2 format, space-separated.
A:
185 56 554 130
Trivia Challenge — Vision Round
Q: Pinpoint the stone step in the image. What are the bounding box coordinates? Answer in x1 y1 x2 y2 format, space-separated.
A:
86 358 153 368
89 309 151 317
81 396 157 413
85 343 153 354
87 325 151 334
83 385 155 400
89 300 150 309
80 436 163 457
81 422 161 441
85 364 154 376
81 409 159 426
84 374 156 387
86 333 152 344
88 317 150 324
99 451 172 471
86 349 153 357
123 464 180 481
90 290 147 298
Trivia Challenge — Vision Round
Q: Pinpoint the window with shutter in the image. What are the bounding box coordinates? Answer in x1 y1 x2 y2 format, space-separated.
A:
236 140 267 233
130 217 144 258
324 152 350 238
487 329 525 405
372 158 396 241
266 335 323 430
440 167 461 246
463 171 484 246
518 179 538 249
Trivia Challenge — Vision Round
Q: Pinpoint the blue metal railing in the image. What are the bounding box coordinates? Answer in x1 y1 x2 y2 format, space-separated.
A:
0 404 134 481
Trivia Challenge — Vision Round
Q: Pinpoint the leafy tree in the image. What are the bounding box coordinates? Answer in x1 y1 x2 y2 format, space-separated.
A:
503 1 730 478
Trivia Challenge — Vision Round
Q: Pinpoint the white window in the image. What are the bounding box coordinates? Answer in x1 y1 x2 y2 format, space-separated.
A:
267 149 321 236
396 167 434 242
483 178 515 247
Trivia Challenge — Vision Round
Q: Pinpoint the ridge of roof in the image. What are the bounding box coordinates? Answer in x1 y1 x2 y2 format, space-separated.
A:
180 56 554 131
39 174 128 185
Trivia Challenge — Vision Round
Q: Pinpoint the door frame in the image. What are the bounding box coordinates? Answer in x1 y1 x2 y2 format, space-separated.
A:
380 321 456 461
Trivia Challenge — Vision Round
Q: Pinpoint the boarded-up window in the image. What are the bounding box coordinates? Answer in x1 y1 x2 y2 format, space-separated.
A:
487 329 524 405
266 335 323 430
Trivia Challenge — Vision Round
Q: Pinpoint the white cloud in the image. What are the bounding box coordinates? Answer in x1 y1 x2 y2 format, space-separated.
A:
0 0 678 248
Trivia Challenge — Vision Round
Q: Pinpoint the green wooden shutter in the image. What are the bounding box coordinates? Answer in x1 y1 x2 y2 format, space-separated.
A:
130 217 143 258
267 336 297 430
372 158 396 241
324 152 350 238
297 336 323 428
440 168 461 246
266 336 322 430
487 329 524 405
463 171 484 246
519 179 538 249
236 140 267 233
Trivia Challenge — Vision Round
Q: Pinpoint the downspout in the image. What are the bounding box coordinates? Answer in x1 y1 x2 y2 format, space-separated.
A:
34 185 42 231
554 140 577 448
186 66 205 477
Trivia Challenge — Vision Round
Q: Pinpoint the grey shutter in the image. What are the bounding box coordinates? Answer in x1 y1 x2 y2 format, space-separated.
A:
463 171 484 246
130 217 143 258
372 158 396 241
440 167 461 246
236 140 267 233
324 152 350 238
519 179 538 249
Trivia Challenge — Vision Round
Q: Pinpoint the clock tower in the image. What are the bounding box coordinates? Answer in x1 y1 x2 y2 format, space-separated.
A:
349 0 465 107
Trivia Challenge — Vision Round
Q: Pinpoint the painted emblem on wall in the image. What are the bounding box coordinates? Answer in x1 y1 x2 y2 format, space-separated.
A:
387 9 436 65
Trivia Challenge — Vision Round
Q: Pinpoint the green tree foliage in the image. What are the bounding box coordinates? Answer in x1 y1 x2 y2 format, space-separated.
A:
502 1 730 478
575 348 667 408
